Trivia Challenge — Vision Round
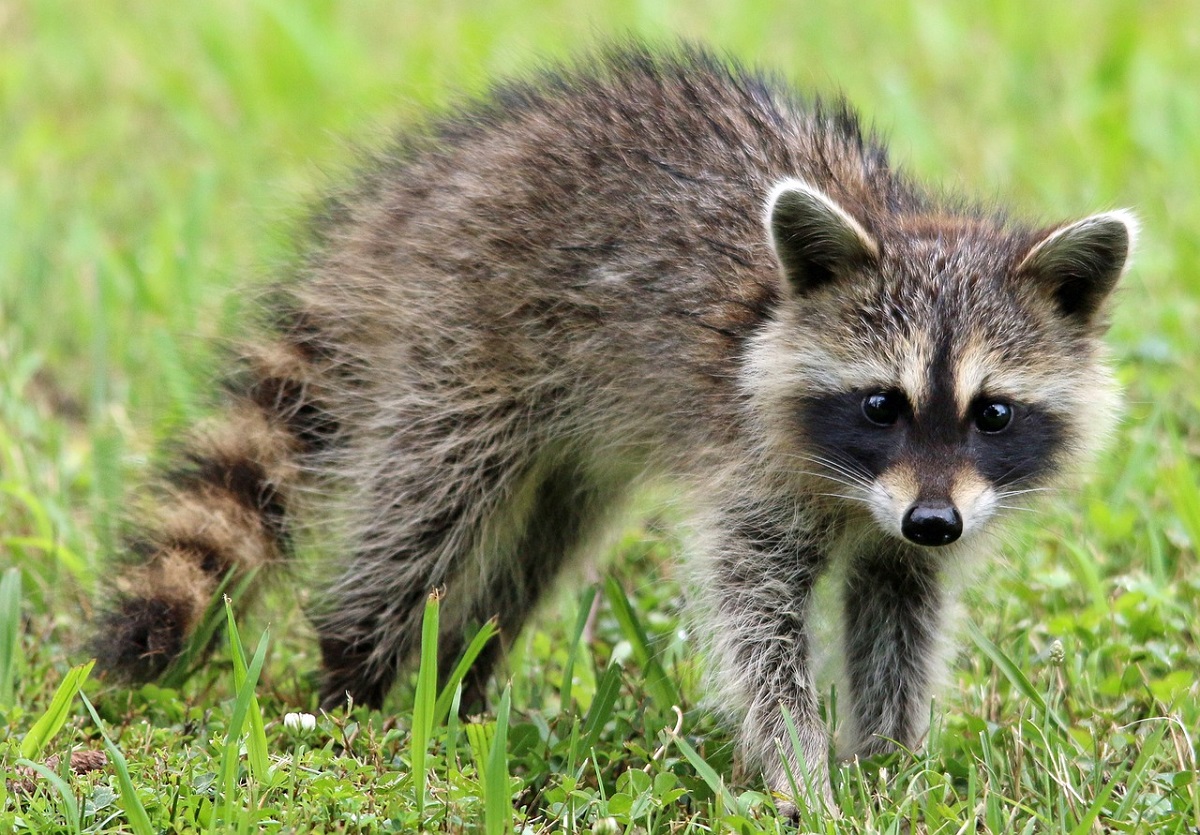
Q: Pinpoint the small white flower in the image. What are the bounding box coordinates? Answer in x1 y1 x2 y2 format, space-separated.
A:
283 712 317 732
592 817 620 835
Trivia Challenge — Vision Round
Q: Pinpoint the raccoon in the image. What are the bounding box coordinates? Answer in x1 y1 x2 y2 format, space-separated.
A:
93 45 1134 809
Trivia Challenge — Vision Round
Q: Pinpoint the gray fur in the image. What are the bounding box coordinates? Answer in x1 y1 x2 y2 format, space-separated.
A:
96 44 1133 813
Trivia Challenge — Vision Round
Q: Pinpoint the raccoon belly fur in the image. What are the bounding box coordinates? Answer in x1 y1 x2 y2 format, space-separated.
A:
93 43 1135 809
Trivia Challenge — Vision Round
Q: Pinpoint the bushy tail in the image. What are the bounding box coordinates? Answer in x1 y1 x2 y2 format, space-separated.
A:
93 326 337 681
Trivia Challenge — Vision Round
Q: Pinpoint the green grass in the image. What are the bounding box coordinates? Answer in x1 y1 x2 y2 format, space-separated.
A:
2 0 1199 831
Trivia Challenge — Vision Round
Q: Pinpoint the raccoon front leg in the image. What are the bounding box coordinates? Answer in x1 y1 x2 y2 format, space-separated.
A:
701 506 833 809
839 543 945 758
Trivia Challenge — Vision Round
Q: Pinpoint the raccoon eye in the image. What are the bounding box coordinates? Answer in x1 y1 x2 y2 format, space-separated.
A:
974 401 1013 433
862 392 903 426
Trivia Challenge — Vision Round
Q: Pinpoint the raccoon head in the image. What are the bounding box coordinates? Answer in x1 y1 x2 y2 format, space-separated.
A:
751 178 1137 547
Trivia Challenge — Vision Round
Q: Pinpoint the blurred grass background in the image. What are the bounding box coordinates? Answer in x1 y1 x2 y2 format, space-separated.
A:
3 0 1197 529
2 0 1199 830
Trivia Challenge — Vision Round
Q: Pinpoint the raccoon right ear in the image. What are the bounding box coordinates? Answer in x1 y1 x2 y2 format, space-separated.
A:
765 178 880 295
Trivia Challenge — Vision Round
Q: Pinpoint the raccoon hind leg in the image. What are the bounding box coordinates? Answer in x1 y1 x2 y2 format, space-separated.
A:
316 444 614 714
314 428 526 711
439 455 615 715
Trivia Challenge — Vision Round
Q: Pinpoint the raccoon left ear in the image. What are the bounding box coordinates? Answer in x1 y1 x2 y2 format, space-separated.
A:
765 178 880 295
1016 210 1138 324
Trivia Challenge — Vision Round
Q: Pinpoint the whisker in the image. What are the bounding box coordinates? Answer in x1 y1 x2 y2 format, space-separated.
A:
994 470 1050 491
783 452 874 489
995 487 1053 497
811 491 868 503
808 451 873 478
797 467 864 485
783 469 870 492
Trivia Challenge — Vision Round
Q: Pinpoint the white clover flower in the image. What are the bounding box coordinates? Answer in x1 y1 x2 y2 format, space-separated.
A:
283 711 317 732
591 817 620 835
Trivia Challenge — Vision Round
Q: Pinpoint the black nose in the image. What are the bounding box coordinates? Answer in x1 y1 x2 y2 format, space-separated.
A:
902 503 963 546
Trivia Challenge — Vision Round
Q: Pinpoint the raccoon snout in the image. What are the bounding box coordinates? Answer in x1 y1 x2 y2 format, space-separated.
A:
901 502 963 546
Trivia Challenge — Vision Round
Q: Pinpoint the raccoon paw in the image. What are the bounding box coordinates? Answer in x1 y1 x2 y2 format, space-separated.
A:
769 780 839 823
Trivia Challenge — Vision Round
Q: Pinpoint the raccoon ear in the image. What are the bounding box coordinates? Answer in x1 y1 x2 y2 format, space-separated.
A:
1016 210 1138 324
765 178 880 295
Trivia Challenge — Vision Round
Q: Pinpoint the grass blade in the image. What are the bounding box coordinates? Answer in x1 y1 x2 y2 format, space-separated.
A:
433 613 498 726
214 618 270 831
446 682 464 806
19 659 94 759
0 567 21 706
484 684 513 835
580 660 622 757
603 577 679 711
15 758 81 835
412 588 441 825
671 733 737 809
1110 718 1170 820
467 721 495 783
779 703 833 826
225 597 271 784
966 620 1072 740
559 585 597 711
1069 759 1129 835
81 693 154 835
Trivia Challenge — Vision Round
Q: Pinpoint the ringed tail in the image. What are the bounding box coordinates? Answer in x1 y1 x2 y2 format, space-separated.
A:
93 312 337 681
